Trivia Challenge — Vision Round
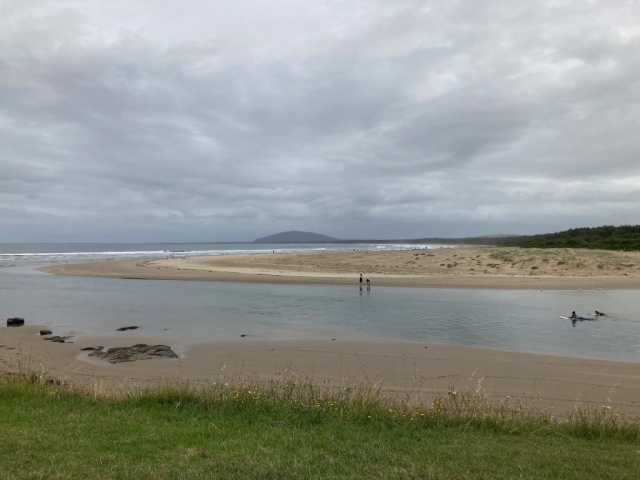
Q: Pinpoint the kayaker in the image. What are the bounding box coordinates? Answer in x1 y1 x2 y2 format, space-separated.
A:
594 310 606 316
570 311 577 319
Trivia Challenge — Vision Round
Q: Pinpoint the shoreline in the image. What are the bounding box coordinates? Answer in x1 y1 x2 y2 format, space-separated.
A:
2 326 640 415
39 246 640 289
9 246 640 415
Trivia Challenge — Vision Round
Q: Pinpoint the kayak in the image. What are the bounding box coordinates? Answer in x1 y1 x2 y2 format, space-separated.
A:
560 316 594 321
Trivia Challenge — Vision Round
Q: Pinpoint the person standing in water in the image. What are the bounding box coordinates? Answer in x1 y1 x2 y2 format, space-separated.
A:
359 272 363 286
366 278 370 291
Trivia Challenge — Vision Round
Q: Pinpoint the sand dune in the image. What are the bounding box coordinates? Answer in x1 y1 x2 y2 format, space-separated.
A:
42 246 640 289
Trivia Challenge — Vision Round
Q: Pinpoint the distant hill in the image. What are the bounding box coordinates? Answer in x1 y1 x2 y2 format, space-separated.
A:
478 234 521 238
253 231 340 243
253 225 640 249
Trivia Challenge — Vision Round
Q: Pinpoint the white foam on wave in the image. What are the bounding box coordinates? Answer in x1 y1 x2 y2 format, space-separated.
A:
3 251 168 257
0 247 331 262
0 243 457 265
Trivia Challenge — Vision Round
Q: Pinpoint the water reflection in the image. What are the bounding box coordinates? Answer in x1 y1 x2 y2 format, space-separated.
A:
0 267 639 363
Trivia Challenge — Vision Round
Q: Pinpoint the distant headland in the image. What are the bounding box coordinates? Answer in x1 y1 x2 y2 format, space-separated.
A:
253 225 640 250
253 231 340 243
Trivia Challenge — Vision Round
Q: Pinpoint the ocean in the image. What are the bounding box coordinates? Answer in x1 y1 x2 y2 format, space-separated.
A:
1 243 639 363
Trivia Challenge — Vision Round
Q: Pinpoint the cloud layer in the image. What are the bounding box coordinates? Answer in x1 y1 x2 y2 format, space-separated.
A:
2 0 640 241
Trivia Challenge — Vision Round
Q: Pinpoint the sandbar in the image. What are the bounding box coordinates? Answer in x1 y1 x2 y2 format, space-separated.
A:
41 246 640 289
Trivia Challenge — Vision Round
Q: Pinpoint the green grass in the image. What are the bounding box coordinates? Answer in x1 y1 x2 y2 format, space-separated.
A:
489 250 515 263
1 373 639 479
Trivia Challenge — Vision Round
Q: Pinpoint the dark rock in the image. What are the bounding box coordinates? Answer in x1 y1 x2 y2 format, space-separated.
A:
80 346 103 351
240 334 246 337
44 336 71 343
7 317 24 327
51 337 70 343
88 344 178 364
117 326 139 331
40 330 53 336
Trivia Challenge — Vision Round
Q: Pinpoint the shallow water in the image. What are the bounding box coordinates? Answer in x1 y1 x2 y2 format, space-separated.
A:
1 253 639 363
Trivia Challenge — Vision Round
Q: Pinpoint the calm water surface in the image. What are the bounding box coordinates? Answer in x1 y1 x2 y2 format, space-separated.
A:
0 243 638 363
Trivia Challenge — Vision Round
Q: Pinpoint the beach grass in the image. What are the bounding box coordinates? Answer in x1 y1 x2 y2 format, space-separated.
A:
1 372 639 479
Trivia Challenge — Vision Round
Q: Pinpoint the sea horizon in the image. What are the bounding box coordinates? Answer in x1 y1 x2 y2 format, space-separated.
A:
0 242 450 267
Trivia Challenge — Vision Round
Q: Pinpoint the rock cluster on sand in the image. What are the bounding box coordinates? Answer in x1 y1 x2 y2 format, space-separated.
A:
7 317 24 327
40 330 52 336
86 344 178 364
117 326 139 331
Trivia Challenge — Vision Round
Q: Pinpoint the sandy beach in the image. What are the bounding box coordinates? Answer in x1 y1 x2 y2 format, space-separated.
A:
12 246 640 416
1 326 639 416
41 246 640 289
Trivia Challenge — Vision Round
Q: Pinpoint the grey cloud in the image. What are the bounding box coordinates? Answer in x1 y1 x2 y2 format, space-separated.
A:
1 0 640 242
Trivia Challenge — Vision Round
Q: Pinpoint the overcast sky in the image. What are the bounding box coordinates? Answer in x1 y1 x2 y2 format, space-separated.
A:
2 0 640 242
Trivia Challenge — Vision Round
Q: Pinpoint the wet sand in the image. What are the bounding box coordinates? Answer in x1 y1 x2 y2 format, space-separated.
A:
41 246 640 289
2 326 639 416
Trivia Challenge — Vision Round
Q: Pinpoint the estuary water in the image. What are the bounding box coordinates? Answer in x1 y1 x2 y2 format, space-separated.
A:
0 243 639 363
